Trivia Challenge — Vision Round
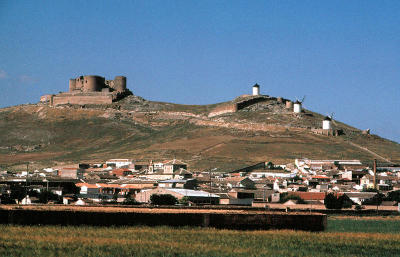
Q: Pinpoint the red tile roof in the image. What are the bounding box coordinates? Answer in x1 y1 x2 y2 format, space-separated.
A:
312 175 330 179
290 192 327 201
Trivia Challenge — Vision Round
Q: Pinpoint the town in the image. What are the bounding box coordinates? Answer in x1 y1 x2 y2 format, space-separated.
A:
1 157 399 211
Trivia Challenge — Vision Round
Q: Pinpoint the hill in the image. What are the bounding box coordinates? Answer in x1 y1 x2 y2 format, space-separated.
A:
0 94 399 171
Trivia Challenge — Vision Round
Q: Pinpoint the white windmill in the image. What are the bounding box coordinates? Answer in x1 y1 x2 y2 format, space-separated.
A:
323 113 337 130
293 96 305 113
252 83 260 96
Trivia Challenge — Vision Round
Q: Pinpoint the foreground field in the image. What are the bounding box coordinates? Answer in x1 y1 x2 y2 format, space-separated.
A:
0 217 400 257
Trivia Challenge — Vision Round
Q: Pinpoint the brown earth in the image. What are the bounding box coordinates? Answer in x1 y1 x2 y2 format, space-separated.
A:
0 95 399 171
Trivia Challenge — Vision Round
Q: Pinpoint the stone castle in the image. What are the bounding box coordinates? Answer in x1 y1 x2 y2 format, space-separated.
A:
40 75 131 106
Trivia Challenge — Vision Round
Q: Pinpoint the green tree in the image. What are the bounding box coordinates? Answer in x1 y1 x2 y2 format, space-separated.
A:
387 190 400 202
122 192 140 205
10 185 27 203
363 193 385 206
338 194 353 209
38 190 61 204
150 194 177 205
324 193 342 209
112 188 121 202
279 193 306 204
178 196 190 206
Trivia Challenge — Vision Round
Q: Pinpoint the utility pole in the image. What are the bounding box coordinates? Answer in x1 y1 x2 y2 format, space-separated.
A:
209 168 212 205
373 159 377 190
25 162 29 198
209 168 217 205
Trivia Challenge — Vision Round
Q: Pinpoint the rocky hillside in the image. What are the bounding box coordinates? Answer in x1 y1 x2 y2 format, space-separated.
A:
0 95 399 171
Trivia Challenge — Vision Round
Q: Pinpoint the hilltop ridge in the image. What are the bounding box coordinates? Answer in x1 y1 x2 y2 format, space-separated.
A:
0 92 399 171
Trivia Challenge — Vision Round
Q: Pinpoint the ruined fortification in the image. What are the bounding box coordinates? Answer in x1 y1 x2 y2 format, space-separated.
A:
41 75 131 106
208 95 287 117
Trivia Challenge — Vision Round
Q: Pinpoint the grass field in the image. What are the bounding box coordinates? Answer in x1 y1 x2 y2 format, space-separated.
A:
0 217 400 257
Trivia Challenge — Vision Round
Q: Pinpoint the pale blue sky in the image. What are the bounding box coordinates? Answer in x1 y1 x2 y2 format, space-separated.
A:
0 1 399 142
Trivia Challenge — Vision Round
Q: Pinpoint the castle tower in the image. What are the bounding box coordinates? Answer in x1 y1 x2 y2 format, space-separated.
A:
69 79 76 92
323 116 332 130
252 83 260 96
285 100 293 109
113 76 127 93
82 75 104 92
293 100 302 113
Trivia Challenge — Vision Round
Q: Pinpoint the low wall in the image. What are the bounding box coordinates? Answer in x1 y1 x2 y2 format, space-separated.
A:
311 128 339 136
52 95 113 106
0 206 326 231
236 97 270 110
208 104 237 117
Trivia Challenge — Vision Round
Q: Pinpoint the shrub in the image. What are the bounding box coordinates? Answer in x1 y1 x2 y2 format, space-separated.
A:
387 190 400 202
10 185 27 203
355 205 364 211
150 194 178 205
363 193 385 206
38 190 62 204
338 194 353 209
178 196 190 206
279 193 306 204
122 198 140 205
122 192 140 205
324 193 342 209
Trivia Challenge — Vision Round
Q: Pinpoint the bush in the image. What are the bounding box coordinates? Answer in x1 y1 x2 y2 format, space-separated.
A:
363 193 385 206
10 185 27 203
279 193 306 204
338 194 353 209
178 196 190 206
122 192 140 205
355 205 364 211
150 194 178 205
122 198 140 205
387 190 400 202
324 193 342 209
38 190 62 204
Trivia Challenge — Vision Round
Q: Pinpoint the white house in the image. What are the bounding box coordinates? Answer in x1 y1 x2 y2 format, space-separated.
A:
106 159 133 168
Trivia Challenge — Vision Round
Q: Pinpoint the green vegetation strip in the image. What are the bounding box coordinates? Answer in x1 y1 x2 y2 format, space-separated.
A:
1 218 400 257
327 216 400 234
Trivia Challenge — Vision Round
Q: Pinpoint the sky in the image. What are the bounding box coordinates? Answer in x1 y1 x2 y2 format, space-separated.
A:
0 0 399 143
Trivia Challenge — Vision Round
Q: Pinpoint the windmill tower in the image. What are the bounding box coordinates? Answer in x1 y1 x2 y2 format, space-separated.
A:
293 96 305 113
323 116 332 130
252 83 260 96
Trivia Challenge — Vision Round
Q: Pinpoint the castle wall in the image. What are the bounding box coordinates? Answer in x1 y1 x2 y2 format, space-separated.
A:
52 94 113 106
75 76 84 90
43 75 129 106
40 95 53 102
236 97 270 110
208 96 273 117
69 79 76 92
208 104 237 117
113 76 127 92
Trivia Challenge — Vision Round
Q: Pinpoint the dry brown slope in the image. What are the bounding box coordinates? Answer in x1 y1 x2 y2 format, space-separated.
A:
0 98 399 171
